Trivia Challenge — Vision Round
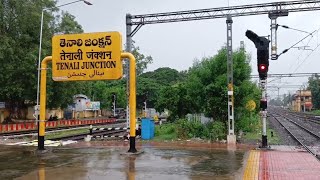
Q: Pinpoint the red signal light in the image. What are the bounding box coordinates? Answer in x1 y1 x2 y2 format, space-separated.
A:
259 64 268 72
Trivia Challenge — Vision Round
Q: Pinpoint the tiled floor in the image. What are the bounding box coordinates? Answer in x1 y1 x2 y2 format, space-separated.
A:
243 150 320 180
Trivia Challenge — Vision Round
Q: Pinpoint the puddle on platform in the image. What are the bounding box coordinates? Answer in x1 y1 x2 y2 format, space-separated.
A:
0 145 246 180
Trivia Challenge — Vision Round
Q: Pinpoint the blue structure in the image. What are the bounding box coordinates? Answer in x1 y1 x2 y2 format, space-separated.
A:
141 118 155 140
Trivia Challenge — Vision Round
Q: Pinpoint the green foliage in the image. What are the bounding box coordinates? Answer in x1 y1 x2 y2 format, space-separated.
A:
136 77 159 109
308 74 320 109
131 42 153 75
154 123 177 141
235 113 260 133
0 0 259 135
0 0 155 117
0 0 56 117
244 128 281 145
282 93 293 107
140 67 185 86
158 48 259 121
176 119 205 139
208 121 227 140
174 119 226 140
311 110 320 115
186 49 256 118
155 84 193 119
46 12 86 109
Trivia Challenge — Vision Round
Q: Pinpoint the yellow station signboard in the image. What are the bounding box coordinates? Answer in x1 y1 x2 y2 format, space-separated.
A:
52 32 122 81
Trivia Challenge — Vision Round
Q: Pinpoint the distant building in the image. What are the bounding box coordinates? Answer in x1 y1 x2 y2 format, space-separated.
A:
73 94 101 118
291 90 312 112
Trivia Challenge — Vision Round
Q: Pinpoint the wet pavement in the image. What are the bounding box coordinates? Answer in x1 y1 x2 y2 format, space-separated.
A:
0 143 247 180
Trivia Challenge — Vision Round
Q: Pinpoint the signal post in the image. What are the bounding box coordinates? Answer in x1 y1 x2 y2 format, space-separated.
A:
246 30 270 148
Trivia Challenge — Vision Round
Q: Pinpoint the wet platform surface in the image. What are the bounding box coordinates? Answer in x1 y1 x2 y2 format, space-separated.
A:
0 144 246 180
243 148 320 180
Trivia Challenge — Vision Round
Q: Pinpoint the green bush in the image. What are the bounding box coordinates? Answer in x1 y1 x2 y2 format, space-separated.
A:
176 119 206 139
311 110 320 115
154 123 177 140
235 113 260 133
207 121 227 140
155 123 175 136
155 115 260 141
175 119 227 140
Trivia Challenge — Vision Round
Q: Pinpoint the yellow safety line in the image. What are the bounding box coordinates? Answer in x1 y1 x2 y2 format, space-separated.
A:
243 150 260 180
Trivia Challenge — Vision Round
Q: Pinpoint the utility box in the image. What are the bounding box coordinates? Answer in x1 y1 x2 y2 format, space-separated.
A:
141 118 155 140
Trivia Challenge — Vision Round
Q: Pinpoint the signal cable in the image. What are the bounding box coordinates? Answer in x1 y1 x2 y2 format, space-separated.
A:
276 30 316 58
292 43 320 73
269 26 320 95
278 24 312 35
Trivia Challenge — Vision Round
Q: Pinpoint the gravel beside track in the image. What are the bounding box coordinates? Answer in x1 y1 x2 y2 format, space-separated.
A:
268 114 300 146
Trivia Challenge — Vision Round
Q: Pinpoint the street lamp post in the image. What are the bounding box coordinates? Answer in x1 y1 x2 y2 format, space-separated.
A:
36 0 92 150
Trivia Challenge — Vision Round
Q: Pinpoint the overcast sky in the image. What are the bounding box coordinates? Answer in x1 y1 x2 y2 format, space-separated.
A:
58 0 320 98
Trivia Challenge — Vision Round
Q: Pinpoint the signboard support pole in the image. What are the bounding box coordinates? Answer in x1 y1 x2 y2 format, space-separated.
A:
126 14 133 129
122 52 137 153
226 15 236 145
38 56 52 150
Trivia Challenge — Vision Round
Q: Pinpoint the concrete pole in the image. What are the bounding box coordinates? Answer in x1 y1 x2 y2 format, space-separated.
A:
144 101 147 117
270 17 278 60
226 15 236 145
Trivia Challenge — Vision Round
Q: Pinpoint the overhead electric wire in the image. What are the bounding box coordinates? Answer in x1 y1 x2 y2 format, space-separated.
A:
287 36 314 71
292 43 320 73
278 24 312 35
279 26 320 85
267 25 320 95
277 30 316 58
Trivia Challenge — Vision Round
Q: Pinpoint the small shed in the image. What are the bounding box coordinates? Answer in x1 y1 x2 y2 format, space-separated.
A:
74 94 89 112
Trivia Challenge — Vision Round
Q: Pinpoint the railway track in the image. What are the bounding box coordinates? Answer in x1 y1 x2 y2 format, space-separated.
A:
0 120 126 138
270 112 320 159
282 110 320 125
48 129 126 141
272 109 320 137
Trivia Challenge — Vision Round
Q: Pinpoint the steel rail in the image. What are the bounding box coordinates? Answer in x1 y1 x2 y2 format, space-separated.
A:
0 120 125 138
270 113 319 159
48 129 126 141
283 111 320 125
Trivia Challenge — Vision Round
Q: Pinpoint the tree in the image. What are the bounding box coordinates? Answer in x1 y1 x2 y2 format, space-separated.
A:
138 67 186 110
131 41 153 75
155 83 192 119
184 48 260 120
140 67 184 86
282 93 293 107
269 98 283 106
308 74 320 109
136 77 159 109
0 1 90 118
46 12 86 109
0 0 56 118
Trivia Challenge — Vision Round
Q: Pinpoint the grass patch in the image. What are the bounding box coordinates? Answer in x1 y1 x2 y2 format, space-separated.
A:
243 128 281 145
45 128 89 139
311 110 320 115
267 129 281 145
153 123 177 141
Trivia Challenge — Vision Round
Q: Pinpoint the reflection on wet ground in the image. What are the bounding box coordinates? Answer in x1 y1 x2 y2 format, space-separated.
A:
0 144 247 180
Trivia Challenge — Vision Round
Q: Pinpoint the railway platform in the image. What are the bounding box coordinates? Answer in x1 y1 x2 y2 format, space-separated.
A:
243 146 320 180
